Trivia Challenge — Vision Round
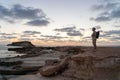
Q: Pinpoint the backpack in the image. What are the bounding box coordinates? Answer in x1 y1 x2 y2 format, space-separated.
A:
96 31 100 39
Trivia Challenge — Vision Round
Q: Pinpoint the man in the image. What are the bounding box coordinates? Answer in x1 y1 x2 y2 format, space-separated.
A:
91 27 97 49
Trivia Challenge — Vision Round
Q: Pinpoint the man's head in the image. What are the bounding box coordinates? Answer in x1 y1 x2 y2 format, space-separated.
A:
92 27 96 31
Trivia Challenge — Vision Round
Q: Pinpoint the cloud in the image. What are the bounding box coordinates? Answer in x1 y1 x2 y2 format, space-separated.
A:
0 32 18 40
11 4 45 20
21 34 31 37
90 16 111 22
56 33 60 35
19 38 33 41
80 28 85 31
1 36 17 39
104 30 120 35
110 9 120 18
1 4 46 19
90 1 120 22
36 38 48 41
23 30 41 35
54 26 83 36
114 37 120 40
0 4 50 26
113 37 120 40
91 2 118 11
94 25 101 29
96 29 120 43
82 36 91 42
91 4 104 11
41 35 68 40
114 25 120 27
21 30 41 38
100 30 120 41
108 36 120 42
36 35 68 42
54 26 76 32
67 31 82 36
25 19 49 26
91 8 120 22
0 33 13 35
0 32 19 36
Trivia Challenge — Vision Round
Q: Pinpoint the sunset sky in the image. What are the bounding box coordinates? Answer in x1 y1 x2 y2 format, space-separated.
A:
0 0 120 46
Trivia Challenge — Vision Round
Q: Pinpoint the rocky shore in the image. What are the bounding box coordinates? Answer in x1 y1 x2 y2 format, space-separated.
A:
0 41 120 80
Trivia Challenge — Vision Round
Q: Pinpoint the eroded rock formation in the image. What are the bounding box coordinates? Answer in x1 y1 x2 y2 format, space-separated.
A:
39 56 70 77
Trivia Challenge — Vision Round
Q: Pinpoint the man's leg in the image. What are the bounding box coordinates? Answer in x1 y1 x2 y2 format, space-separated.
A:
93 39 97 49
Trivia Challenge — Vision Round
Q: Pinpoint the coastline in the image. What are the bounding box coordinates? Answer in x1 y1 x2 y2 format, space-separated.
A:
0 45 120 80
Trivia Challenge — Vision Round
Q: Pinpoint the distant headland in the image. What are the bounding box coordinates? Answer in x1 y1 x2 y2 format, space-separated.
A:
7 41 35 47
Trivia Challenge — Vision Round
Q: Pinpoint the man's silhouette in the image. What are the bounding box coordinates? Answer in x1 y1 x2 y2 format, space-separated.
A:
91 27 97 49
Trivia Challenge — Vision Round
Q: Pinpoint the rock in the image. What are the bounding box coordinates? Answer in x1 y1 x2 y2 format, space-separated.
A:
54 46 85 54
7 41 37 53
39 56 71 77
40 65 58 76
62 68 76 78
45 59 60 66
71 53 96 79
71 53 96 64
0 61 23 67
58 56 70 69
0 66 41 75
8 47 33 53
67 47 85 54
71 53 120 80
94 57 120 69
59 55 69 59
7 41 35 47
59 55 65 59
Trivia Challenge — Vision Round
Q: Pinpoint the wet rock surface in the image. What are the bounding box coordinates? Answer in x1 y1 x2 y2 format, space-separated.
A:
0 61 23 67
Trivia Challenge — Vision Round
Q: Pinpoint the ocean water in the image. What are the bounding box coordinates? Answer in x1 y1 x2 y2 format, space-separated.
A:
0 45 24 58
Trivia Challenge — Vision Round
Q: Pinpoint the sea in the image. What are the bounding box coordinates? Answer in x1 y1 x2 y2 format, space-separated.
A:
0 45 24 58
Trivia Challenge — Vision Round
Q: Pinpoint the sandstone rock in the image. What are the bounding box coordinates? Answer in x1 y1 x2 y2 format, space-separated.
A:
71 53 120 80
40 65 59 76
71 53 96 64
45 59 60 66
71 53 96 79
39 56 70 77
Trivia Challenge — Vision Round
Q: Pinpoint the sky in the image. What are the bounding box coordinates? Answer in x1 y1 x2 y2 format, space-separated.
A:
0 0 120 46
